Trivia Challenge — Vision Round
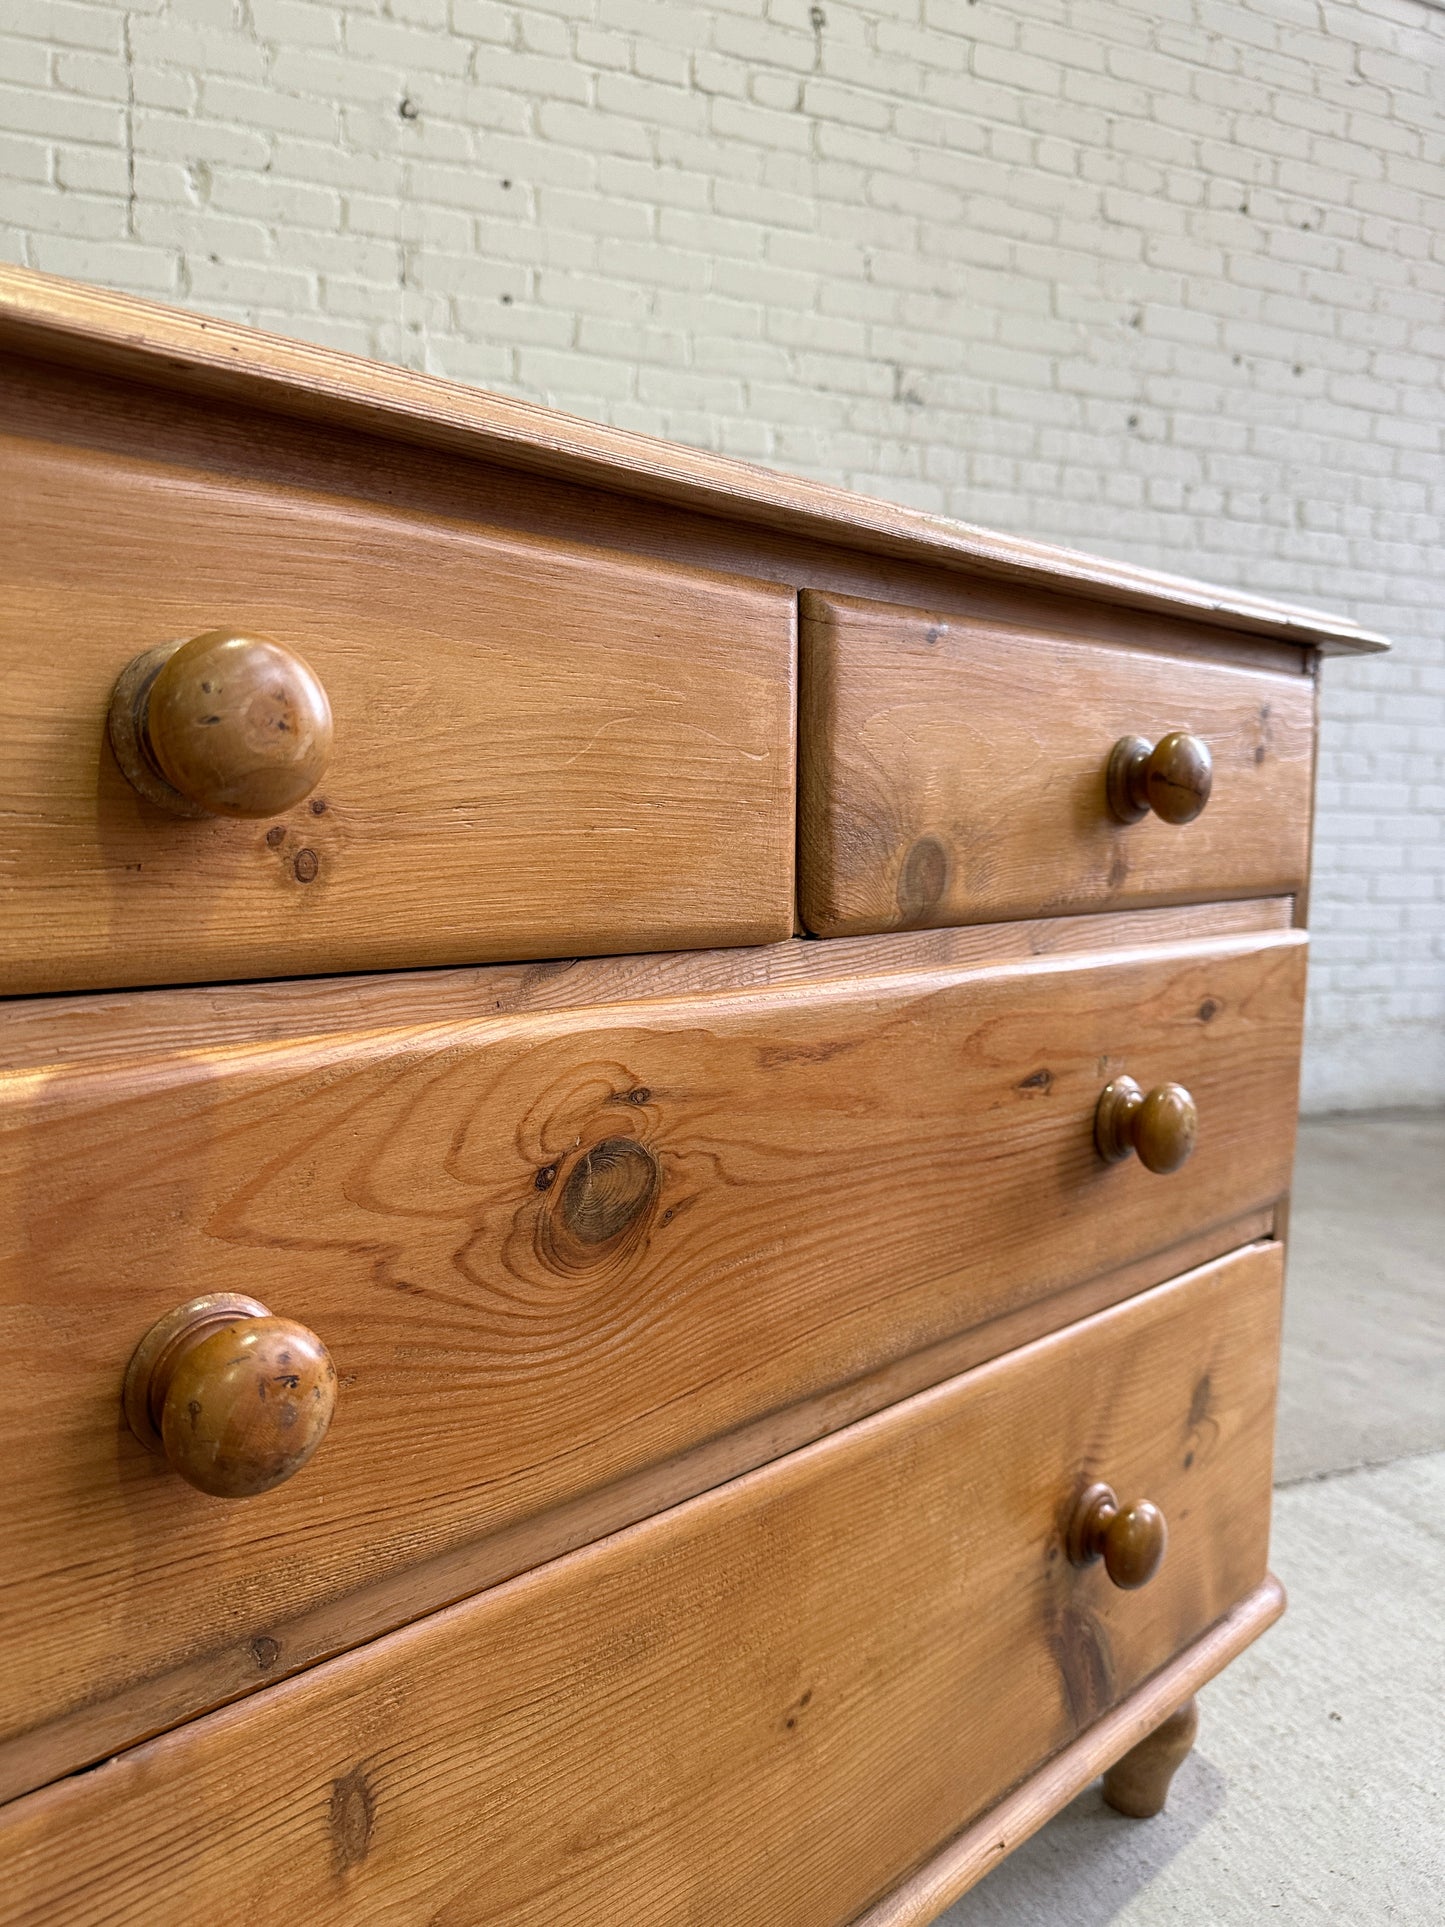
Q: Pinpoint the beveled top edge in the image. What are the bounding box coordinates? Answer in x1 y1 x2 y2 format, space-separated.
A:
0 265 1388 656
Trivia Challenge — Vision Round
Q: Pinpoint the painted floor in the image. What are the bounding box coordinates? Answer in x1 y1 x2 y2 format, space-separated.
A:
940 1110 1445 1925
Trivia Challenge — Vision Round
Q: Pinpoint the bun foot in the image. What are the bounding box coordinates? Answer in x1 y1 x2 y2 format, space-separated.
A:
1102 1696 1199 1818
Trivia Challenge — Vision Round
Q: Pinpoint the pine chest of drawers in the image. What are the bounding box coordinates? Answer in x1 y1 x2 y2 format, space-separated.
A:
0 267 1387 1926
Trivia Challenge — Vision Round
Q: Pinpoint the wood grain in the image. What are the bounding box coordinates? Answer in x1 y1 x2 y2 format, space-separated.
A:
801 590 1317 937
0 265 1387 655
0 897 1293 1076
4 357 1321 687
850 1583 1283 1927
0 1209 1274 1805
0 927 1305 1778
1101 1696 1200 1818
1294 664 1321 931
0 429 795 994
0 1246 1285 1927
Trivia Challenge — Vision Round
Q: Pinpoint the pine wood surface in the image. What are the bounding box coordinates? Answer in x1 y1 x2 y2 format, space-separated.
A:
4 353 1318 691
800 591 1315 936
0 1208 1274 1805
0 267 1348 1915
122 1294 339 1499
0 265 1388 655
849 1580 1284 1927
0 897 1292 1075
0 1245 1284 1927
0 926 1304 1783
0 426 796 994
108 629 336 819
1101 1696 1200 1818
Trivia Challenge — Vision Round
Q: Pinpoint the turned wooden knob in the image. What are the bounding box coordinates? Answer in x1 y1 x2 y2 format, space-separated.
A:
1068 1483 1167 1591
1095 1076 1197 1174
123 1293 337 1498
108 629 333 818
1106 731 1212 825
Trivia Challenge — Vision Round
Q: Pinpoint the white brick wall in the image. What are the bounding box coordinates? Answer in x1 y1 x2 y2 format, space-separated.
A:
2 0 1442 1110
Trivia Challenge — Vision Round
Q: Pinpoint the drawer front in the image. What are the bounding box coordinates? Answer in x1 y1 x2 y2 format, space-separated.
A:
0 430 795 994
800 590 1314 935
0 927 1304 1786
0 1244 1284 1927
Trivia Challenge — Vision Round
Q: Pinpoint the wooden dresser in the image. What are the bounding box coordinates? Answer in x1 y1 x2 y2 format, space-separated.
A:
0 267 1387 1926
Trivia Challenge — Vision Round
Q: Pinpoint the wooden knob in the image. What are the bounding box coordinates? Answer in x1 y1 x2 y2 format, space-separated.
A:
123 1293 337 1499
1106 731 1212 825
1068 1483 1167 1591
1095 1076 1197 1174
108 629 333 818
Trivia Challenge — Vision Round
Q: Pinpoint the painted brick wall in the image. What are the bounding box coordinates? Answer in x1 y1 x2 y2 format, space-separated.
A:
2 0 1442 1109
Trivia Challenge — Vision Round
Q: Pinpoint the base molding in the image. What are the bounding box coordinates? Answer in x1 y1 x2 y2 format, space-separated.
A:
850 1575 1286 1927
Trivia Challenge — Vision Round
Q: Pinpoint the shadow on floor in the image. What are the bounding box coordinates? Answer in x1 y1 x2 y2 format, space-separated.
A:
939 1110 1445 1923
941 1754 1229 1924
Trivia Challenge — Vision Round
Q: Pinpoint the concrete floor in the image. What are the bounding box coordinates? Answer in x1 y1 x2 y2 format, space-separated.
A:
941 1111 1445 1926
1275 1110 1445 1485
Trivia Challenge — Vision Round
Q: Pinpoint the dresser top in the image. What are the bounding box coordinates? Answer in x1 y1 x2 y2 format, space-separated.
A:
0 264 1385 656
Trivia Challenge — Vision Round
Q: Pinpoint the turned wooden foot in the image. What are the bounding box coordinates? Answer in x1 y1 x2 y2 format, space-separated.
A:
1102 1697 1199 1818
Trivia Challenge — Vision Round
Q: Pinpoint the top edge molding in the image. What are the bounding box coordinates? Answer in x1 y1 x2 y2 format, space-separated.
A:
0 266 1388 656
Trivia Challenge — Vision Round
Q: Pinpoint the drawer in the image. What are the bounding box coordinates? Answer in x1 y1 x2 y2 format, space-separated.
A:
0 1243 1284 1926
0 428 795 994
0 923 1304 1793
800 590 1315 935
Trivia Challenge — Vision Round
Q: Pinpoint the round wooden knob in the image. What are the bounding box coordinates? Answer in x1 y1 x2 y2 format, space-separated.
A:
108 629 333 818
1094 1076 1197 1174
123 1293 337 1498
1106 731 1212 825
1068 1483 1167 1591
